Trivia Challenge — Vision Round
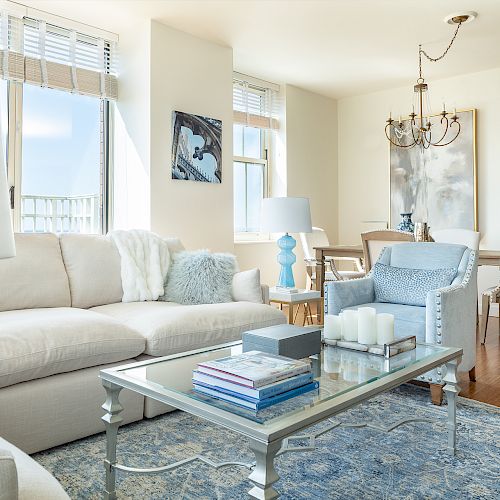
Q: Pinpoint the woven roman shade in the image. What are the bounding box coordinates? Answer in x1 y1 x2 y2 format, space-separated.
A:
0 10 118 100
233 75 279 129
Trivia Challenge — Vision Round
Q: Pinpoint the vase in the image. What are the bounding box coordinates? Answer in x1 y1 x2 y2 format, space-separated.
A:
396 213 415 233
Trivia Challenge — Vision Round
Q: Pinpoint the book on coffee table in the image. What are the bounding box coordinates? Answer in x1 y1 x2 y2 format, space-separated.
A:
196 350 311 388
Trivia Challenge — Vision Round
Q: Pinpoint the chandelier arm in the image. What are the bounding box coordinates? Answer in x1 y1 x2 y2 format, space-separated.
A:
430 116 451 145
385 124 417 149
410 122 422 146
420 21 462 63
432 121 461 147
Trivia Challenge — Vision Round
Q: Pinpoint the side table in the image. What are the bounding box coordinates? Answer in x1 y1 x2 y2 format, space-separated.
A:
269 288 323 325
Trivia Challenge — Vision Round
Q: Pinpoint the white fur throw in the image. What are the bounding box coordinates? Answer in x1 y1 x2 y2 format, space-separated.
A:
108 229 170 302
163 250 236 305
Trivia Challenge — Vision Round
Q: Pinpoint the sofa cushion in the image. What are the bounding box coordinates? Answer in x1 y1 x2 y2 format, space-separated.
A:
0 437 69 500
342 302 426 342
372 262 457 307
60 234 124 309
389 242 467 270
232 269 263 303
91 301 287 356
0 233 70 312
0 308 145 389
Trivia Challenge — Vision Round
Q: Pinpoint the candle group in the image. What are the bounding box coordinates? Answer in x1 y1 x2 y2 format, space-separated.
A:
324 308 395 345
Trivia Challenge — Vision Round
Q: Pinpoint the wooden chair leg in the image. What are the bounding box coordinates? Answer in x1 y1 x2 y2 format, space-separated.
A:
480 294 491 344
469 366 476 382
429 383 444 406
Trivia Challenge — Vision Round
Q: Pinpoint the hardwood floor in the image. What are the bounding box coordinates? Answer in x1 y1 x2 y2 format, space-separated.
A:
286 304 500 407
459 315 500 406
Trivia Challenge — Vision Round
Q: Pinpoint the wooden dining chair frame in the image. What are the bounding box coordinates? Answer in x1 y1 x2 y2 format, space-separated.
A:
361 230 415 273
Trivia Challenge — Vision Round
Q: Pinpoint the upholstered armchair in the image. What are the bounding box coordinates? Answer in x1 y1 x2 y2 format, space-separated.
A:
325 242 478 405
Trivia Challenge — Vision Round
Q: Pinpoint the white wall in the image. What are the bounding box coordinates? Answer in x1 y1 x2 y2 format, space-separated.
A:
112 19 151 230
338 67 500 314
149 21 234 252
235 84 339 288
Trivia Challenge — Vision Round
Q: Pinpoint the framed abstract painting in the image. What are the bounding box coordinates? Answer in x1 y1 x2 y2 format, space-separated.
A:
390 109 477 231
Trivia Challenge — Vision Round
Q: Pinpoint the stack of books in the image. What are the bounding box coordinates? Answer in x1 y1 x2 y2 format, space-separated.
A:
192 351 318 410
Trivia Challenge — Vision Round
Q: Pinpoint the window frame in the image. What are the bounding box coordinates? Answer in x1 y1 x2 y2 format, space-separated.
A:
233 125 271 242
5 80 112 234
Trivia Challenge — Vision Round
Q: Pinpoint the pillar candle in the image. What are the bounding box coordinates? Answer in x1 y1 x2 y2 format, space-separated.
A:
342 310 358 342
357 307 377 345
324 314 342 340
377 313 395 345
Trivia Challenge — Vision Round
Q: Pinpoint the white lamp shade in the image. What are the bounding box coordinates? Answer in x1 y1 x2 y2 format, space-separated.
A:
260 197 312 233
0 165 15 258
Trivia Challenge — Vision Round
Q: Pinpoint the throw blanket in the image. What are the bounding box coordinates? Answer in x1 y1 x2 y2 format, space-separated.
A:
108 230 170 302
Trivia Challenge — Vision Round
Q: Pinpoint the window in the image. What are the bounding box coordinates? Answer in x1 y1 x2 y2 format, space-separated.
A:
233 124 267 233
233 75 279 238
0 11 117 234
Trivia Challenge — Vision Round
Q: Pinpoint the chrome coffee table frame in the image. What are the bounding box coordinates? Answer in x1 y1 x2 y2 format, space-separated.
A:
100 341 462 500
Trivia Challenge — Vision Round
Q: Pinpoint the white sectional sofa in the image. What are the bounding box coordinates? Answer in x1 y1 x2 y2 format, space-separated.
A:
0 233 286 454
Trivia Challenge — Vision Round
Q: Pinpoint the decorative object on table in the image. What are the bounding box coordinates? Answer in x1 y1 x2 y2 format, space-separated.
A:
414 221 431 242
396 213 415 233
192 350 317 410
324 241 478 404
357 307 377 345
385 11 476 149
341 309 358 342
171 110 222 183
323 314 342 341
376 313 395 345
390 109 477 231
242 324 321 359
0 122 15 259
163 250 236 304
261 197 312 289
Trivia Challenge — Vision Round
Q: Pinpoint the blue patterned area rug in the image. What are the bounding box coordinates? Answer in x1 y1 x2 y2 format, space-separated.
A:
33 385 499 499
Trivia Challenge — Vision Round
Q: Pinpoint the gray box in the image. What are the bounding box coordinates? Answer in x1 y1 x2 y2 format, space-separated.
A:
242 324 321 359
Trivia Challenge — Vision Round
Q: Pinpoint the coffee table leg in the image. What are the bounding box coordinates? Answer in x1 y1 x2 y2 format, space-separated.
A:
248 439 282 499
443 358 460 456
101 380 123 500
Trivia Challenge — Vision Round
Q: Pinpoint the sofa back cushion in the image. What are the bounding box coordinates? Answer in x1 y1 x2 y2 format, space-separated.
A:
60 234 124 309
0 233 70 312
389 242 467 270
60 234 186 308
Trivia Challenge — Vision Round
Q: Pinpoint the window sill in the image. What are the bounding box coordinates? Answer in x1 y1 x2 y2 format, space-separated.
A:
234 239 276 245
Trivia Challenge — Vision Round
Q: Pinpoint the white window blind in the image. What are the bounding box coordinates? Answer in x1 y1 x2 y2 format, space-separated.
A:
0 13 23 81
233 75 279 129
0 11 118 100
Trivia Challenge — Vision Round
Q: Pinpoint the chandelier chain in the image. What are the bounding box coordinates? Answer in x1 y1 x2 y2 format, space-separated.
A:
418 21 463 78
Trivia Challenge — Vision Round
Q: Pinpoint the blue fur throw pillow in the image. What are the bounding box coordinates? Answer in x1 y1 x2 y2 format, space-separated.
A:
162 250 237 304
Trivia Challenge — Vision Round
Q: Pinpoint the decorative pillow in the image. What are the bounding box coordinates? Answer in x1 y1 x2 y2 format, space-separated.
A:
232 269 262 303
372 262 457 307
163 250 237 305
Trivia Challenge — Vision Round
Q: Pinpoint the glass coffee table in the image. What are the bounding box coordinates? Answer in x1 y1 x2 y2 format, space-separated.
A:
100 341 462 499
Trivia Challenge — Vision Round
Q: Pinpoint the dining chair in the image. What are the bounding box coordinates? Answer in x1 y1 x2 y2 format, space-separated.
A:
300 227 364 287
479 286 500 344
361 230 415 273
431 228 480 251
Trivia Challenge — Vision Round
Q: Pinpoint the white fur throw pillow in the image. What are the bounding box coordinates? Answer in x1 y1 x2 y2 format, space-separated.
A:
163 250 237 304
232 269 262 303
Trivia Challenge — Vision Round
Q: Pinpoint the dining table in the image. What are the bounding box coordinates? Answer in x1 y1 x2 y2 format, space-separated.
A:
314 244 500 323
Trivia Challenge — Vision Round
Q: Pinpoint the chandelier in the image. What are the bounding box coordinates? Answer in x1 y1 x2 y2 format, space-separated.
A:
385 12 477 149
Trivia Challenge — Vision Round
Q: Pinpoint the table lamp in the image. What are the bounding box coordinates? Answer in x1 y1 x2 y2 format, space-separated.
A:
261 197 312 289
0 163 15 259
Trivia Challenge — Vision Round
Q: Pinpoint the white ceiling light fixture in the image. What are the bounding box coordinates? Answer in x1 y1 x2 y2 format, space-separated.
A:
385 11 477 150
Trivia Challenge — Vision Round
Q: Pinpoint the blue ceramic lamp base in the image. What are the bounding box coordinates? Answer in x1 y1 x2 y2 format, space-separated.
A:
276 233 297 288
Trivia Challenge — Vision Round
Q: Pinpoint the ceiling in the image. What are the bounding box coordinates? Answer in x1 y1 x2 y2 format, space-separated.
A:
18 0 500 99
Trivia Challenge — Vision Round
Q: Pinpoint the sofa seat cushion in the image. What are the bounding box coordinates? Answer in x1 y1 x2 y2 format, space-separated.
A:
0 308 145 389
91 301 287 356
342 302 426 342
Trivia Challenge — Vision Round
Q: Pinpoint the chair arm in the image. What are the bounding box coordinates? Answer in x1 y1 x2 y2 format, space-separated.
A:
261 284 270 305
425 252 478 372
325 277 375 315
0 448 18 500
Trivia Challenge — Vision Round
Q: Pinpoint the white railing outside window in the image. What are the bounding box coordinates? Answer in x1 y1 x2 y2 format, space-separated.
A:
21 194 100 234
